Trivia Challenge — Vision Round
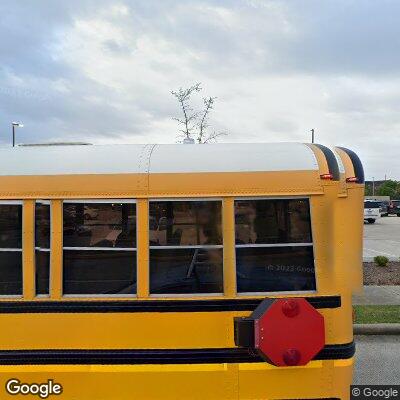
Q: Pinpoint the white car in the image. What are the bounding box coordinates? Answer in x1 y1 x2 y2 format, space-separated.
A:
364 200 381 224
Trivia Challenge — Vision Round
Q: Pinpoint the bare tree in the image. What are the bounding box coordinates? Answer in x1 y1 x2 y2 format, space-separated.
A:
171 83 201 141
197 96 227 143
171 83 227 143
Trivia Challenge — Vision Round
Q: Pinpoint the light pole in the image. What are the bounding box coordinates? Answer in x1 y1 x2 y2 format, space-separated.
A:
372 177 375 196
12 122 23 147
311 128 315 143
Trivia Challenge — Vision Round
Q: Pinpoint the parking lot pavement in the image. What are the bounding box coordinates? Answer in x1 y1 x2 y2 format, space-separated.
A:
363 216 400 261
353 335 400 384
353 285 400 305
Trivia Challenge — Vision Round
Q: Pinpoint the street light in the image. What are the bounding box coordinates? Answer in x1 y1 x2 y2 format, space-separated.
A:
12 122 24 147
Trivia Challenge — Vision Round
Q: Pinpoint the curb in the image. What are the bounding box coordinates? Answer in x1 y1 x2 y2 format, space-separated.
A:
354 323 400 335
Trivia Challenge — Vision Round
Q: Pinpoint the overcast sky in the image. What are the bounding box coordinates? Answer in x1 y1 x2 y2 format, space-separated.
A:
1 0 399 179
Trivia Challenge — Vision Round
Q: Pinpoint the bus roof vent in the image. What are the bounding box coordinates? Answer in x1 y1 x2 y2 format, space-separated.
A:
182 137 195 144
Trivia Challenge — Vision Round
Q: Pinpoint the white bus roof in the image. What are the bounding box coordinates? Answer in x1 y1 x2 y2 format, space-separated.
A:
0 142 319 176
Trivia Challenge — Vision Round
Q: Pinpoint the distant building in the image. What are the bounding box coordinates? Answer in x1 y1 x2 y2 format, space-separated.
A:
18 142 92 147
364 195 390 202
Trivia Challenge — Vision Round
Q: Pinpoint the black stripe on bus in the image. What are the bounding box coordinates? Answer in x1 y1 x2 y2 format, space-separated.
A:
0 296 340 313
314 144 340 181
337 146 365 184
0 342 354 365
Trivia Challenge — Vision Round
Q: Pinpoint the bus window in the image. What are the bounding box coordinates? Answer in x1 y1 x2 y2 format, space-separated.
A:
235 198 316 293
62 201 137 296
149 200 223 295
0 203 22 295
35 201 50 295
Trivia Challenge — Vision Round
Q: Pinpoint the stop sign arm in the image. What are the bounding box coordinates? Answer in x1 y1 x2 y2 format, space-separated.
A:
234 297 325 367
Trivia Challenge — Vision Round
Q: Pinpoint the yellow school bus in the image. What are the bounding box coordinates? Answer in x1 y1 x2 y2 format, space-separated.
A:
0 142 363 399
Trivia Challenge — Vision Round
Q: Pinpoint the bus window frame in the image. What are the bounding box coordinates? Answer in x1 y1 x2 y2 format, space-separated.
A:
234 196 318 297
62 199 138 298
0 200 23 299
148 197 224 298
34 200 51 298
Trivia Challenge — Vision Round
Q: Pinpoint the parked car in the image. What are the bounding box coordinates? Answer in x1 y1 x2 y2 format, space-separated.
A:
378 201 389 217
364 200 381 224
388 200 400 216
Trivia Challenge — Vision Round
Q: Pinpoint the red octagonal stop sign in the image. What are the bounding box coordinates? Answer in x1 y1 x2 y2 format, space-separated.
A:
253 298 325 366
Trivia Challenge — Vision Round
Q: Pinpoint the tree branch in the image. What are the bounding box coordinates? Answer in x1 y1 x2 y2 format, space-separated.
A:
203 131 228 143
171 83 201 139
197 96 216 143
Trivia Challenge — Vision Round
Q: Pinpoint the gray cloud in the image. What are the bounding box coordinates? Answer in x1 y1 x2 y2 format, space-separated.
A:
0 0 399 178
